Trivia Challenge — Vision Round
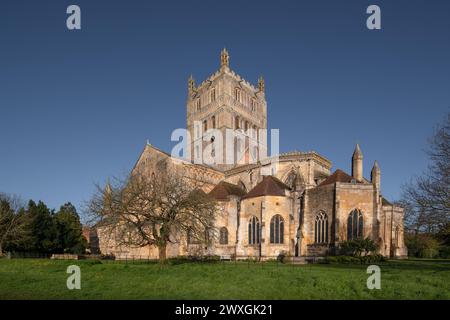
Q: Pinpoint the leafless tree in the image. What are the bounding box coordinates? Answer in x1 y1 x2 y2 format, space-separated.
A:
401 113 450 234
87 170 217 263
0 193 29 255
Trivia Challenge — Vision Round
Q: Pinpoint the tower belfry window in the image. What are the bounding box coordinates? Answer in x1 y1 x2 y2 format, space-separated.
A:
212 116 216 129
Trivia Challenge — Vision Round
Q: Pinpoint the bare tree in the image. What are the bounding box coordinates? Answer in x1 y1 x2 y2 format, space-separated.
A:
88 171 217 263
401 113 450 234
0 193 29 256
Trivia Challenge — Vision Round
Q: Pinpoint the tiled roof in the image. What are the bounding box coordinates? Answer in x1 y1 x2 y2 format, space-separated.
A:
208 181 246 201
318 169 360 187
242 176 290 199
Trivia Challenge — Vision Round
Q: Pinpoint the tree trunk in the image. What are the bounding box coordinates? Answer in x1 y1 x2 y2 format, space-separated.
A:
158 243 167 264
0 242 3 257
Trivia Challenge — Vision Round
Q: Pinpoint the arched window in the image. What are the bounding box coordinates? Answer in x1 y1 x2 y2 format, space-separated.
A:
248 216 260 245
234 88 241 102
394 226 399 248
219 227 228 245
196 99 201 111
285 172 298 190
270 215 284 244
314 212 328 243
235 116 240 129
347 209 364 240
251 98 257 112
212 116 216 129
203 120 207 132
210 87 216 102
187 228 201 245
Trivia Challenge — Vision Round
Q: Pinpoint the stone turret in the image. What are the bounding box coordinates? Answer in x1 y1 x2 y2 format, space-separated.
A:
371 160 381 190
352 143 363 182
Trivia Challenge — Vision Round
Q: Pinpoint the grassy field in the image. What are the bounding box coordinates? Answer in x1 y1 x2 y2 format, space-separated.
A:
0 258 449 299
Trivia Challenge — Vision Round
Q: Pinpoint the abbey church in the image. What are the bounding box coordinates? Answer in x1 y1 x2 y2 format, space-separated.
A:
98 50 407 259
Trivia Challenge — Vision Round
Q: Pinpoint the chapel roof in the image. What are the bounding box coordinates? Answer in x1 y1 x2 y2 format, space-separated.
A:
242 176 290 199
208 181 247 201
318 169 362 187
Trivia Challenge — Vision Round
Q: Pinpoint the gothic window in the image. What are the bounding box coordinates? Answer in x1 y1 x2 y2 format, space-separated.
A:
196 99 201 111
234 88 241 102
203 120 207 132
219 227 228 245
210 87 216 102
235 116 240 129
285 172 298 190
347 209 364 240
248 216 260 245
314 212 328 243
212 116 216 129
187 228 201 245
244 121 248 131
270 215 284 244
394 226 400 248
251 98 256 112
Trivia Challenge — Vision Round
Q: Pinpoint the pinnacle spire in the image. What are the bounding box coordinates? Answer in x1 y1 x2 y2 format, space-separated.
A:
352 143 363 159
258 76 265 93
373 160 379 170
188 74 195 93
220 48 229 69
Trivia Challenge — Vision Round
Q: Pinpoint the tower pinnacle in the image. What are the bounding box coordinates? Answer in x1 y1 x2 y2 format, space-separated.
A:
220 48 229 69
188 74 195 93
258 76 265 93
352 143 363 182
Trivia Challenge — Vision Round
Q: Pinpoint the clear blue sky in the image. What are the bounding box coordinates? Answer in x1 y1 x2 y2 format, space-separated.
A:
1 0 449 214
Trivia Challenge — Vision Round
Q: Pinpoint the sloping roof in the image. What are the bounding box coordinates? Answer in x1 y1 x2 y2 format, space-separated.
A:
242 176 290 199
382 197 392 206
208 181 246 201
318 169 360 187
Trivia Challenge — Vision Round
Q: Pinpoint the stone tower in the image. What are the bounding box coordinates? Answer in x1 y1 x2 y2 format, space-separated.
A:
186 49 267 170
352 143 363 182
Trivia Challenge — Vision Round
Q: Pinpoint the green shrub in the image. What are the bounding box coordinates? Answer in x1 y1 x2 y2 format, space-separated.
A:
438 246 450 259
325 254 385 264
167 255 221 265
277 251 287 263
339 238 378 257
405 234 440 258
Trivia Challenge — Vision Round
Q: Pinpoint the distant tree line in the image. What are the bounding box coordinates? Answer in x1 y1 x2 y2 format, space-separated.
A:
400 113 450 258
0 196 86 256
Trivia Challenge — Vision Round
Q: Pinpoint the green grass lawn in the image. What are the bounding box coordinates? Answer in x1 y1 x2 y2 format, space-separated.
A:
0 258 449 299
